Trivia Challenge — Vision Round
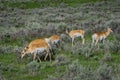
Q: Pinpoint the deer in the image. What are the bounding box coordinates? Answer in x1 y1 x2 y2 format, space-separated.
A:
66 29 85 47
92 27 113 45
49 35 61 48
21 38 52 62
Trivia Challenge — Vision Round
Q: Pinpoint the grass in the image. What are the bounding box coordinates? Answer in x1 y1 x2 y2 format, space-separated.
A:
0 33 118 80
1 0 111 9
0 45 119 80
0 53 65 80
0 39 22 46
0 0 119 80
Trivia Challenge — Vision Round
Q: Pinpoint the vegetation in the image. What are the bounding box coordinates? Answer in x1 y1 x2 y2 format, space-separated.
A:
1 0 109 9
0 0 120 80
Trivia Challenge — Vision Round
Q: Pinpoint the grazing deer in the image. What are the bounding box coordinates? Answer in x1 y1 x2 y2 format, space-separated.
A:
66 29 85 46
49 35 61 48
21 38 52 62
92 27 113 45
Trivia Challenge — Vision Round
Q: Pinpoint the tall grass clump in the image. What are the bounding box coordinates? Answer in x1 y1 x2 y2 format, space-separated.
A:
0 62 9 80
0 46 13 54
52 54 69 66
105 40 120 54
102 53 112 62
51 62 113 80
96 63 112 80
48 60 94 80
0 72 6 80
23 60 40 76
63 60 94 80
0 62 8 73
72 42 95 58
113 64 120 80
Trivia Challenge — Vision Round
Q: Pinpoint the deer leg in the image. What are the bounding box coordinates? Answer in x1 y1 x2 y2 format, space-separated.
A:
92 38 95 45
56 43 59 48
49 50 51 62
103 39 105 44
36 55 41 62
102 38 105 44
95 38 99 45
81 36 85 44
72 38 74 47
44 50 48 61
33 52 37 60
82 38 85 44
59 40 63 50
45 49 51 62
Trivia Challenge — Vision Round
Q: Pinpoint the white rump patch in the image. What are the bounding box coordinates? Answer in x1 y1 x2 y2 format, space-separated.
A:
92 34 97 40
52 39 60 44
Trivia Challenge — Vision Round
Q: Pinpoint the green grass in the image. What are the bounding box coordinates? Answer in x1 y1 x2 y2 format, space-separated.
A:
0 0 119 79
0 53 66 80
1 0 111 9
0 38 22 46
0 32 118 80
0 47 120 80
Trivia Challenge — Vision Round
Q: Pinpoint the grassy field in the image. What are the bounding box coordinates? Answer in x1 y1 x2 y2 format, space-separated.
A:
0 0 120 80
1 0 108 9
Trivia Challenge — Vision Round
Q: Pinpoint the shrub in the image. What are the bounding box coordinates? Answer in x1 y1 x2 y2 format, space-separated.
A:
50 60 94 80
0 72 6 80
52 54 69 66
113 64 120 80
60 34 70 43
109 41 120 54
25 60 40 75
96 63 112 80
102 53 112 62
7 64 18 72
63 60 94 80
114 34 120 41
72 42 95 58
0 62 8 72
0 46 13 54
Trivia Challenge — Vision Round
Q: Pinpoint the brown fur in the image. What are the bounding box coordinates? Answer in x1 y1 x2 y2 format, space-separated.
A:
49 35 61 48
92 27 112 45
69 30 84 37
21 38 51 62
49 35 60 41
66 29 85 46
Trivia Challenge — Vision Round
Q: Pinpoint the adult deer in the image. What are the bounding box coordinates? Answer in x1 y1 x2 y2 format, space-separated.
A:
66 29 85 46
92 27 113 45
21 38 52 62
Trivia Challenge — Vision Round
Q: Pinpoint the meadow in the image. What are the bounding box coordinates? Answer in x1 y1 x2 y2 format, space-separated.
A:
0 0 120 80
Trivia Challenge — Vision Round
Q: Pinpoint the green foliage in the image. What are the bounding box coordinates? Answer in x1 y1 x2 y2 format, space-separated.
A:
25 60 40 75
64 60 94 80
49 60 94 80
1 0 109 9
96 63 112 80
0 0 119 80
0 72 6 80
109 41 120 53
52 54 70 66
103 53 112 62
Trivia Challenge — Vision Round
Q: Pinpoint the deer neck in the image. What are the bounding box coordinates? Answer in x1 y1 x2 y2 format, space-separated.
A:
105 29 110 37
